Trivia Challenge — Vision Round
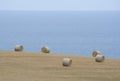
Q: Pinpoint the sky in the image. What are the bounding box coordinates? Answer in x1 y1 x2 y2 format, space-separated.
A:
0 0 120 11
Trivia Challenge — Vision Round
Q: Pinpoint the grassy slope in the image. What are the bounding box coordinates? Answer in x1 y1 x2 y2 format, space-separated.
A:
0 51 120 81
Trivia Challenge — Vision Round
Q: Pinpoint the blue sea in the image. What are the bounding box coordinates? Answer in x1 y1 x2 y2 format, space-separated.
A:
0 11 120 59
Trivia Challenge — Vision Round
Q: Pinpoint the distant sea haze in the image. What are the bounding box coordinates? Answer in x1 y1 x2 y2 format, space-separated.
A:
0 11 120 59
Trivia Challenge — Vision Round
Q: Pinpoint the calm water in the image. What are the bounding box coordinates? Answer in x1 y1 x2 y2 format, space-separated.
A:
0 11 120 59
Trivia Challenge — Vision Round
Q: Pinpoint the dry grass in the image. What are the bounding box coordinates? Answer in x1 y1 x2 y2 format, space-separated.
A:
0 51 120 81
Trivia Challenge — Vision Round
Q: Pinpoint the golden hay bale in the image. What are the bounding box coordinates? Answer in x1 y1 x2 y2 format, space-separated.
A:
92 50 101 57
41 47 50 53
62 58 72 67
14 45 24 52
95 54 105 62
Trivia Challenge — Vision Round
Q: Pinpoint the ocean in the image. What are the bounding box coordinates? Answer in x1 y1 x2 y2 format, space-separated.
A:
0 11 120 59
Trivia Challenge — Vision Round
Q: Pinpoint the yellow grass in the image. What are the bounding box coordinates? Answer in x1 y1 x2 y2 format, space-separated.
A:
0 51 120 81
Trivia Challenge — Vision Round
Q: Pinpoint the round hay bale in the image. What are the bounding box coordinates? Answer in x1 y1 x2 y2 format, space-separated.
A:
92 50 101 57
95 54 105 62
41 46 50 53
62 58 72 67
14 45 23 52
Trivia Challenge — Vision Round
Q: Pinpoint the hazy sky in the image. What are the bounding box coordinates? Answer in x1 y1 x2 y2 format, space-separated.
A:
0 0 120 11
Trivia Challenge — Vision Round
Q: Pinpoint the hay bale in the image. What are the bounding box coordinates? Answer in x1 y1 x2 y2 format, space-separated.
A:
92 50 101 57
14 45 24 52
95 54 105 62
62 58 72 67
41 46 50 53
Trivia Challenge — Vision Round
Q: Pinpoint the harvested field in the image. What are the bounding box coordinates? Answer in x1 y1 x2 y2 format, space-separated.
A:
0 51 120 81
